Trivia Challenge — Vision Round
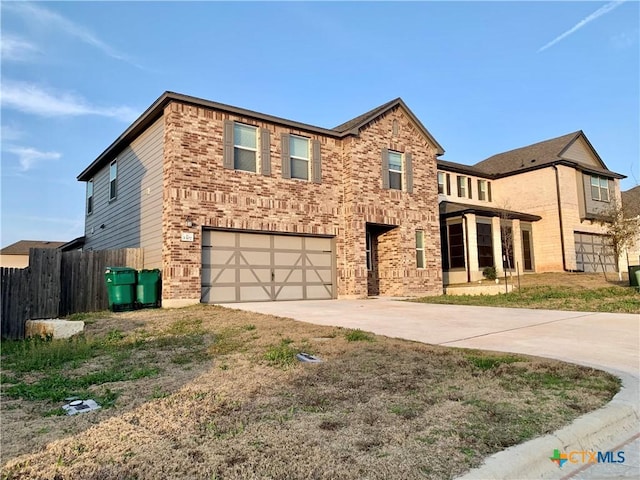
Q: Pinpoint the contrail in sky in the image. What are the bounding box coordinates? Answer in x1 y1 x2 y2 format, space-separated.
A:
538 1 626 52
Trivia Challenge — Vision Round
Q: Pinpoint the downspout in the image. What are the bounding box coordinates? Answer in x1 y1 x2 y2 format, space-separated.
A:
462 213 471 283
552 165 568 271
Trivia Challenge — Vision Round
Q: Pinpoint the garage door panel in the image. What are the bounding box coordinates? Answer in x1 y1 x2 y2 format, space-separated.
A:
305 237 331 251
306 285 332 299
274 236 302 249
275 285 304 300
240 286 271 302
274 252 302 265
202 230 334 303
206 286 236 303
306 253 332 267
240 251 270 266
274 269 303 282
209 231 235 247
239 233 271 248
239 268 271 283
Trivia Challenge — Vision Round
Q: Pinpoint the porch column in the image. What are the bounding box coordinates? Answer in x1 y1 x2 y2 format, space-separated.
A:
512 219 522 274
492 216 503 275
465 213 479 281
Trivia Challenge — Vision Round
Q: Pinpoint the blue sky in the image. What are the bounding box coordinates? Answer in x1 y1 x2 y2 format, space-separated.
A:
1 1 638 248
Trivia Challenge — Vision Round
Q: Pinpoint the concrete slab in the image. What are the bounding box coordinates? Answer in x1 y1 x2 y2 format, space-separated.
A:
25 319 85 339
229 298 640 479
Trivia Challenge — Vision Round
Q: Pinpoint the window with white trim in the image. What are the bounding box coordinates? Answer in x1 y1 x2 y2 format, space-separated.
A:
415 230 426 269
109 160 117 201
437 172 446 194
290 135 310 180
591 175 609 202
388 151 403 190
457 175 467 198
86 179 94 215
478 179 491 201
234 123 257 172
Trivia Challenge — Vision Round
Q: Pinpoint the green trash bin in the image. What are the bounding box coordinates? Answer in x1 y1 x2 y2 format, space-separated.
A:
136 269 161 308
629 265 640 288
105 267 137 312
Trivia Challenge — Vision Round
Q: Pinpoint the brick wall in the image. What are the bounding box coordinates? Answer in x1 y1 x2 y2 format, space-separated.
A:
161 101 442 303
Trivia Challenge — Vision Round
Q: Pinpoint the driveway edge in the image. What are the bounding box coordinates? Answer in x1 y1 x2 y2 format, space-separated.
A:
456 371 639 480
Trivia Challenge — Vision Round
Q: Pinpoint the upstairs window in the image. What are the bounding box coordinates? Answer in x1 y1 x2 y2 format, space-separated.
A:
234 123 257 172
437 172 445 194
109 160 117 201
415 230 426 268
86 179 94 215
457 175 467 198
477 179 491 201
290 135 310 180
591 175 609 202
388 151 403 190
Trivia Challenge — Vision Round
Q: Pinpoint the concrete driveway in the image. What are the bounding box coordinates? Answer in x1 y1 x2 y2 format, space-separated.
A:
230 298 640 479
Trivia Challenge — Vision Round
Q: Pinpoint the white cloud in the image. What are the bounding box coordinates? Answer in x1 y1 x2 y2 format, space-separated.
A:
0 33 39 61
538 1 626 52
0 124 24 142
1 80 138 122
2 2 143 68
8 146 61 171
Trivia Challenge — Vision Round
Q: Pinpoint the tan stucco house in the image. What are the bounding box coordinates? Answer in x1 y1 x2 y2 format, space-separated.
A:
621 185 640 269
0 240 66 268
77 92 445 306
437 131 626 283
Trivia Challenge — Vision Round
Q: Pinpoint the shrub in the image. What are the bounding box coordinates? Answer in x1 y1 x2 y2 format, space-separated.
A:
482 266 497 281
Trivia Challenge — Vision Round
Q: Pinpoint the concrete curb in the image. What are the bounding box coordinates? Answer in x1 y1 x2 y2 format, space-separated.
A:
456 371 639 480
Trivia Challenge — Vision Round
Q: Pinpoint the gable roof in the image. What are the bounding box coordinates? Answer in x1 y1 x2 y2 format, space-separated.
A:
0 240 66 256
78 92 444 181
622 186 640 218
473 131 624 179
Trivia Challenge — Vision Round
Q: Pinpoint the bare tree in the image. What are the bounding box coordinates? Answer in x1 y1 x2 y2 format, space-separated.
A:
597 198 640 281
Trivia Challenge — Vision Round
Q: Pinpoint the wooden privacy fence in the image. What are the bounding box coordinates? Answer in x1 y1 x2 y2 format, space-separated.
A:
1 248 143 340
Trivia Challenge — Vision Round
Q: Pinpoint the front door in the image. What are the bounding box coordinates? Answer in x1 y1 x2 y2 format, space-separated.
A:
366 229 379 296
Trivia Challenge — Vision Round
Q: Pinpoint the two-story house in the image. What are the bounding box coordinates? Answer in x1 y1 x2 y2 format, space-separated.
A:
437 131 625 284
77 92 445 306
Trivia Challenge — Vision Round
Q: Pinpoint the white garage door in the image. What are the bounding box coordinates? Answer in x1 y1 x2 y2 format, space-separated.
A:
574 232 616 273
201 230 334 303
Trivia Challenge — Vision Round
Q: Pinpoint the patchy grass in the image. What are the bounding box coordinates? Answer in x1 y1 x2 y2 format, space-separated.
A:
1 305 620 480
414 285 640 313
345 328 376 342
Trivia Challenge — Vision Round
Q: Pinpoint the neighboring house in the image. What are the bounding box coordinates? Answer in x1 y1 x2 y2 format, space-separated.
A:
77 92 445 306
0 240 66 268
437 131 625 283
621 186 640 268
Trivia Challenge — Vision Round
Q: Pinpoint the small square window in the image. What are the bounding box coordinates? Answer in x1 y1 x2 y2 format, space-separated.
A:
234 123 257 172
415 230 426 269
290 135 309 180
388 151 403 190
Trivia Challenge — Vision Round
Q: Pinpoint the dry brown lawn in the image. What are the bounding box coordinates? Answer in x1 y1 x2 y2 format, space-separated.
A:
1 305 620 480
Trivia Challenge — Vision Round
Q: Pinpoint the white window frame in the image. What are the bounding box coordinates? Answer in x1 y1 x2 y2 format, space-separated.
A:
437 172 446 194
478 179 487 201
457 175 467 198
233 122 258 172
87 179 94 215
591 175 610 202
290 135 310 180
109 160 118 201
415 230 426 269
388 150 403 191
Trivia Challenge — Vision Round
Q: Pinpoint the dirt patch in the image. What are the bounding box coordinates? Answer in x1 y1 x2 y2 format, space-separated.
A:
1 305 620 480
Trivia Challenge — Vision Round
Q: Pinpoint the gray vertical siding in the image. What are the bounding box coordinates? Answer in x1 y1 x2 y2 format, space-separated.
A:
83 117 164 268
582 173 615 217
563 138 599 168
